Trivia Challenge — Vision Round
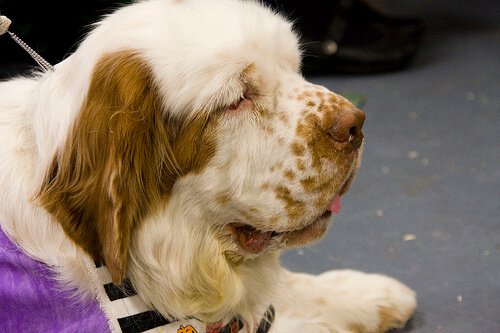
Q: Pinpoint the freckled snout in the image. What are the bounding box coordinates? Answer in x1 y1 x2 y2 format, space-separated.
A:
328 108 365 149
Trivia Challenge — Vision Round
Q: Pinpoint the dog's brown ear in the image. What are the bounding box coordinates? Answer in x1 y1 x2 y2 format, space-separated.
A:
37 50 178 283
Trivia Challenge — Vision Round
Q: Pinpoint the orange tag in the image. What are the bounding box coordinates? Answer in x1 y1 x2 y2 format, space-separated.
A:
177 324 198 333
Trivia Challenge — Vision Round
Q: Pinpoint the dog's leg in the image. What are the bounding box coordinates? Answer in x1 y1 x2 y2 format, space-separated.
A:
269 269 416 333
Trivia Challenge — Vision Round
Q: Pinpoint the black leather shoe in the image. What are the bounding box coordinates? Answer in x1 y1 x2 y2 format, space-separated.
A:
297 0 424 75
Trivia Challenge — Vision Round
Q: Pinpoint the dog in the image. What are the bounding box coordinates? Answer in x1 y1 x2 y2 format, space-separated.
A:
0 0 416 332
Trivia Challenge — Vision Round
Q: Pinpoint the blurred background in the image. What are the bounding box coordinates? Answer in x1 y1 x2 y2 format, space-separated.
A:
1 0 499 332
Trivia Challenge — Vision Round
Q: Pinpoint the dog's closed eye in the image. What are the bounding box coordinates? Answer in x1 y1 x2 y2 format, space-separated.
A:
227 97 253 112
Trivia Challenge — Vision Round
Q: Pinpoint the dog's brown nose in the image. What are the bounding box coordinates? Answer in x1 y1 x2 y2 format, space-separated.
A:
328 108 365 148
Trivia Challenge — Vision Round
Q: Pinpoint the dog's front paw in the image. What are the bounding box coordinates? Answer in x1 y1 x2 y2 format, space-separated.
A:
271 269 416 333
318 270 416 332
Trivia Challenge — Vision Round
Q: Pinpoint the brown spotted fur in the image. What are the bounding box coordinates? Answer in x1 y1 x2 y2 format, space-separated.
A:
37 50 220 282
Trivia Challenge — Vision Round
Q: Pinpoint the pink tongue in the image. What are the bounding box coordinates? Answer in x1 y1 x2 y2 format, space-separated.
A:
328 195 342 214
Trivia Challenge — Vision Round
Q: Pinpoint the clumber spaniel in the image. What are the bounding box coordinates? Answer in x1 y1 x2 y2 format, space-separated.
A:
0 0 416 332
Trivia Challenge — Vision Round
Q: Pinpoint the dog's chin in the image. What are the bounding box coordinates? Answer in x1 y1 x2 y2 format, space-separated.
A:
273 210 333 249
225 205 338 262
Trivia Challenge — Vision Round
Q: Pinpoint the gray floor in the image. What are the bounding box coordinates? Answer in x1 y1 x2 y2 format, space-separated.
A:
282 1 500 332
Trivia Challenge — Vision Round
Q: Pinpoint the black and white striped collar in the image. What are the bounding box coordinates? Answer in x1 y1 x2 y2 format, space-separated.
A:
93 260 274 333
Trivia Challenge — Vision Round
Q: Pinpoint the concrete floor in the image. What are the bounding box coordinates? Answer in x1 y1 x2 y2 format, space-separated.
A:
282 1 500 332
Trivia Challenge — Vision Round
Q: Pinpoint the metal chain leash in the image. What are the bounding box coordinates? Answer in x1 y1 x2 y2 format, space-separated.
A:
0 15 54 72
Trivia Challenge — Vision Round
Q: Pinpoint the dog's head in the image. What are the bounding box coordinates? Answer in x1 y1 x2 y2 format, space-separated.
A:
36 0 364 321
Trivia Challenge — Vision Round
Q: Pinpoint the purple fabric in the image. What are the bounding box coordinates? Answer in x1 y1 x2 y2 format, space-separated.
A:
0 227 110 333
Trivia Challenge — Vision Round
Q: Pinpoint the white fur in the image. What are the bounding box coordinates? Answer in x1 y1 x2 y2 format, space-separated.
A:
0 0 416 331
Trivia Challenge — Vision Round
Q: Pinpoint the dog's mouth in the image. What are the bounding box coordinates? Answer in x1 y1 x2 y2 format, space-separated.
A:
227 195 342 255
224 156 361 258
